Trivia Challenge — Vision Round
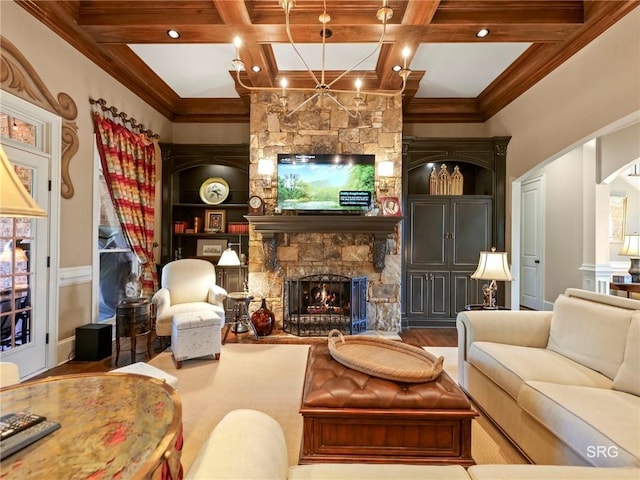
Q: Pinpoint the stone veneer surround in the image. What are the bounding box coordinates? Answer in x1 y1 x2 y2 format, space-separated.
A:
247 91 403 332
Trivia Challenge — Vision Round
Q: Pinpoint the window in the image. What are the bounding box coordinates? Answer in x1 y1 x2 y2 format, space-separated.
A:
0 114 37 148
0 169 34 350
98 169 139 321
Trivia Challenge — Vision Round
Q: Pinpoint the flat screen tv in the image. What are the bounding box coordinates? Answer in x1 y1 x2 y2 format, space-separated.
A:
277 153 375 212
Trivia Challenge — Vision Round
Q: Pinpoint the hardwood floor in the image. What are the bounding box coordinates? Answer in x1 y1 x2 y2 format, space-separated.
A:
31 327 457 380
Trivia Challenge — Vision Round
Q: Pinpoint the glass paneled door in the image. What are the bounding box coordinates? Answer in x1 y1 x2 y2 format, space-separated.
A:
0 143 49 378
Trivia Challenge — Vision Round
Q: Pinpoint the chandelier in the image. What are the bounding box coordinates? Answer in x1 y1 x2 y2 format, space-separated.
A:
231 0 411 118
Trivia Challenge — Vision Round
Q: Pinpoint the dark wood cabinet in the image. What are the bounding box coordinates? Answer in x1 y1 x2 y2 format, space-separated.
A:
159 143 250 266
403 137 509 327
406 197 491 324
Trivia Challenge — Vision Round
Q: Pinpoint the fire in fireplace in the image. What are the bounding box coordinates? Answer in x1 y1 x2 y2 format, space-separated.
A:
284 274 367 336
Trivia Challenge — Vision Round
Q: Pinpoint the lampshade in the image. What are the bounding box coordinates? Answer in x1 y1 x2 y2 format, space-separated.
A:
619 234 640 257
0 242 29 288
217 247 241 266
471 249 515 282
258 159 275 176
619 233 640 283
0 243 28 265
0 145 47 218
377 160 394 177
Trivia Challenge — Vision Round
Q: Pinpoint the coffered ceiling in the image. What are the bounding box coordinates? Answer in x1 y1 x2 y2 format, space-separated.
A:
16 1 638 123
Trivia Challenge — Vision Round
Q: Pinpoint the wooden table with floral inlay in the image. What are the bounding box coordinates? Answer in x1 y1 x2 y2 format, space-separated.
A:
0 372 182 479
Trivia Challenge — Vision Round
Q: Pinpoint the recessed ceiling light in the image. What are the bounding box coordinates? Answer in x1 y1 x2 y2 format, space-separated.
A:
476 28 490 38
167 29 180 39
392 65 402 72
251 65 262 73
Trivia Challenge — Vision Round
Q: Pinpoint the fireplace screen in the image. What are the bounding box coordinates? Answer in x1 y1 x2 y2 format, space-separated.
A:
284 274 367 337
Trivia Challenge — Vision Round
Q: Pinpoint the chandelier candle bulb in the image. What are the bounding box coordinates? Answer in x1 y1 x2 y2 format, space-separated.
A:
233 36 241 58
402 47 410 69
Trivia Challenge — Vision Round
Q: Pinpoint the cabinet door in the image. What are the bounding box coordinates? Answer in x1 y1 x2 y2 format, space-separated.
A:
451 271 484 314
451 198 492 267
406 271 450 319
408 198 448 267
407 272 427 316
427 271 451 319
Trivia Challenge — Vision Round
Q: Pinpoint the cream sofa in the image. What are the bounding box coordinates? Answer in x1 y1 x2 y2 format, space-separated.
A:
457 288 640 467
185 409 640 479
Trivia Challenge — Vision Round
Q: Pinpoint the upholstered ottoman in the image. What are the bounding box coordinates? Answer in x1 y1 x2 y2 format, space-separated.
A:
171 311 222 369
300 343 477 466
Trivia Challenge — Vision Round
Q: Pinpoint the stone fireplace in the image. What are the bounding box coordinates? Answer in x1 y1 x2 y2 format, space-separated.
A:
246 91 403 333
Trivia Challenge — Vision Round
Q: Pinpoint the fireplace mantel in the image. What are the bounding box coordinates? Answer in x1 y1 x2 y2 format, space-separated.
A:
245 215 402 272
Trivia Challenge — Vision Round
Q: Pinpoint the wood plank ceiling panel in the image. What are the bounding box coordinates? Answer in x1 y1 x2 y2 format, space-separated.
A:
12 0 639 123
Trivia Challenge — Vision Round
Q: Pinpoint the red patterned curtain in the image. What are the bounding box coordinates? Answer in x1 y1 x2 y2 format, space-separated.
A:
92 106 158 296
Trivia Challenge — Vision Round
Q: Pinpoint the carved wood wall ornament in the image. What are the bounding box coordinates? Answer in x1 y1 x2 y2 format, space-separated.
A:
1 35 78 199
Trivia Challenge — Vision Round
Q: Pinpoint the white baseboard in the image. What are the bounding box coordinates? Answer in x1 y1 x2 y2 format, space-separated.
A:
57 336 75 365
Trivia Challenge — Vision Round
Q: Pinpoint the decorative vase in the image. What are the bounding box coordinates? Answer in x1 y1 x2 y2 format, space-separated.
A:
251 298 275 336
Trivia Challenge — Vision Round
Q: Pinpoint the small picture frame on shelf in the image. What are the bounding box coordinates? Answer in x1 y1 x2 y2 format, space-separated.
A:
380 196 402 216
197 239 228 259
204 209 226 233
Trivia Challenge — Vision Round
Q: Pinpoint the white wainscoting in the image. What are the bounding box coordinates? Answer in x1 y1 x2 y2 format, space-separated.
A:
579 263 616 294
56 265 93 364
58 265 92 287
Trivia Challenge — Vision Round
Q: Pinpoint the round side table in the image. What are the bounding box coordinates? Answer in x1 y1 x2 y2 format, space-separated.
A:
222 292 258 344
116 297 152 365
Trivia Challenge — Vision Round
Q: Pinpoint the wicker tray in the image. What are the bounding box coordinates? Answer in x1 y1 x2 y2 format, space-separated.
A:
327 329 444 383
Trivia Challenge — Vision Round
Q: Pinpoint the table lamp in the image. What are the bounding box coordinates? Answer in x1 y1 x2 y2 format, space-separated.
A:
218 240 250 333
471 247 515 309
619 233 640 283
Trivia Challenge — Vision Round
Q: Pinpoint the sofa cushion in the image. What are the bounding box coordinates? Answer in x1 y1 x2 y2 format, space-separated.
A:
468 464 640 479
547 294 632 379
468 342 612 400
289 464 470 480
518 381 640 467
613 314 640 396
185 409 288 480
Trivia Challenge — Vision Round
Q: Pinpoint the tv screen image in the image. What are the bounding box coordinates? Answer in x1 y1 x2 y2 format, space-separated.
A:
277 154 375 212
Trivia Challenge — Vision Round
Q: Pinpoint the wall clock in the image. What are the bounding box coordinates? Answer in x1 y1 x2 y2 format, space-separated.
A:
199 177 229 205
248 195 264 215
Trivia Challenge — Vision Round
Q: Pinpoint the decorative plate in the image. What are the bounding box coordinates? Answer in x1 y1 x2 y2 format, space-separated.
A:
199 177 229 205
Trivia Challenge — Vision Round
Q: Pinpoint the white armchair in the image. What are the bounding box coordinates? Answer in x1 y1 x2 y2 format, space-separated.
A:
152 259 227 339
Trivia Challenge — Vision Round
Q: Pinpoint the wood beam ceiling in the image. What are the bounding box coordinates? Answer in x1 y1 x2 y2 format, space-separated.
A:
13 0 638 124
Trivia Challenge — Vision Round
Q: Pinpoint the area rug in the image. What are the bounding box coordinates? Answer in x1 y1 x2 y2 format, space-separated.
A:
149 343 527 475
